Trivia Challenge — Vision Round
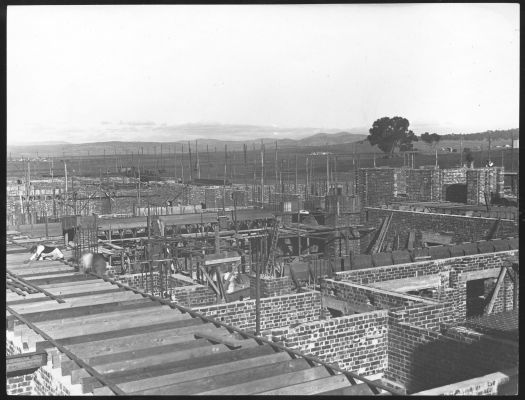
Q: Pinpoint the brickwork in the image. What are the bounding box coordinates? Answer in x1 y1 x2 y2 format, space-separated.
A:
405 169 442 202
441 167 468 185
6 374 35 395
363 208 518 249
357 168 396 207
31 366 72 396
337 250 517 285
194 291 322 333
386 320 518 393
249 275 293 298
466 167 504 205
388 302 456 331
271 310 389 376
171 284 217 307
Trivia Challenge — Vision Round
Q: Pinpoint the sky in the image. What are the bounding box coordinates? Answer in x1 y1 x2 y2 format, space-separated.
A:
7 4 520 144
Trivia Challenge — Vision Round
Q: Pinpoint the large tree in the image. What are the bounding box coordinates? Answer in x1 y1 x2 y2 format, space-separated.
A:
367 116 418 154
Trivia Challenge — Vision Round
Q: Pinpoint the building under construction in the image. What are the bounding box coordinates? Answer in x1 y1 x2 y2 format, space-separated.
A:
5 147 519 395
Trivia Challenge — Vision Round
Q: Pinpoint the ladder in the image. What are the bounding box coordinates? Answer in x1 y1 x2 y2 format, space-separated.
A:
369 212 393 254
265 217 281 275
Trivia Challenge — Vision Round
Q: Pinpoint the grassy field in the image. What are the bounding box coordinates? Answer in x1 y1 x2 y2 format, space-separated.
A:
6 141 519 186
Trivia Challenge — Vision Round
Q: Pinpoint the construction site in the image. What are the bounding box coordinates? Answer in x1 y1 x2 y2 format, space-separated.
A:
6 146 519 396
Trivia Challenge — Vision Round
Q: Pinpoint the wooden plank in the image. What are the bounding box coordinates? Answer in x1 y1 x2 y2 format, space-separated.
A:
198 264 221 296
92 340 258 375
117 352 292 393
24 304 169 332
35 318 205 351
104 344 276 384
80 338 211 367
36 308 188 339
9 295 140 318
7 298 156 324
316 381 379 395
62 324 221 358
407 230 415 251
6 350 48 374
462 268 501 281
24 274 98 286
197 365 330 395
193 331 242 349
368 274 441 293
18 268 76 278
257 373 350 395
131 355 310 395
485 267 507 314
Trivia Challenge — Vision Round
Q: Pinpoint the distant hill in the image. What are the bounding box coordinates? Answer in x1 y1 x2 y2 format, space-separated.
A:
437 129 518 141
7 131 368 157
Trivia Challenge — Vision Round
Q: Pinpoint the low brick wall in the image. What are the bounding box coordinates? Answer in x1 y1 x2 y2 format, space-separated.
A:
249 275 292 298
194 291 322 332
271 309 388 376
171 284 217 307
336 250 517 285
386 320 518 394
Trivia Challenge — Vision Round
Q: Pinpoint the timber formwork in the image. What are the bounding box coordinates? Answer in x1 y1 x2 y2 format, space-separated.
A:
5 246 399 396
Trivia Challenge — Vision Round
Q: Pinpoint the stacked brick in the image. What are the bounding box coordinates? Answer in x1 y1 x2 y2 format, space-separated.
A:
249 275 292 298
357 168 396 207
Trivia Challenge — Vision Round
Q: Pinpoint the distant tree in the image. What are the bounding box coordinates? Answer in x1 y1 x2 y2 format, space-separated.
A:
464 149 474 164
367 117 418 154
420 132 441 147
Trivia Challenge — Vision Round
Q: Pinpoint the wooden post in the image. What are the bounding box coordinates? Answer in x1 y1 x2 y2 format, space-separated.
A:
255 235 261 336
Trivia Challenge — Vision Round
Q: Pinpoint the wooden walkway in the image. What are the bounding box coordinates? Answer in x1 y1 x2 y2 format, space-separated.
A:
5 245 395 396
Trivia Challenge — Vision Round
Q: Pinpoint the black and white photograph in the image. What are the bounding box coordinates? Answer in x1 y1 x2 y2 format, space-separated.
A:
5 3 519 396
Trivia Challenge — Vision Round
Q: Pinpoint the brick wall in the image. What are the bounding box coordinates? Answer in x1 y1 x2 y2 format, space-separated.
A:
194 291 322 333
362 208 518 249
249 275 292 298
6 374 34 395
171 284 217 307
405 169 442 202
388 302 456 331
272 310 389 376
357 168 396 207
337 250 517 285
386 320 518 393
466 167 504 205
